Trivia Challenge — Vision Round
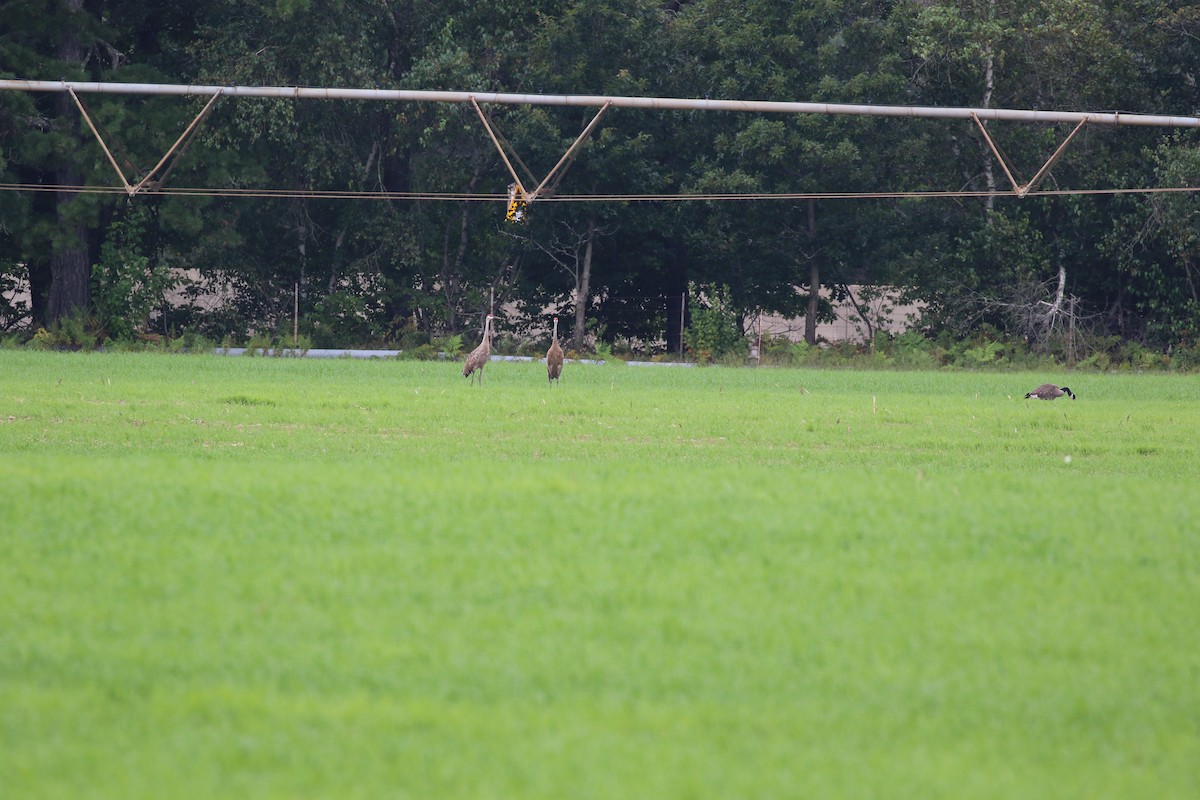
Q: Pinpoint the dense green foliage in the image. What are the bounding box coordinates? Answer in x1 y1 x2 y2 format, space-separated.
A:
1 351 1199 798
2 1 1200 353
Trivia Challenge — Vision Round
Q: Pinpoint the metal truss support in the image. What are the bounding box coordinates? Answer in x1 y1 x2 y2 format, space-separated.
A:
470 97 531 202
971 113 1089 198
5 79 1198 201
528 100 611 201
471 96 612 206
68 88 222 196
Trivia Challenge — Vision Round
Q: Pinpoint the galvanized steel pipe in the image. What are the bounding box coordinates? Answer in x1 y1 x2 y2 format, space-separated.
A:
3 79 1200 128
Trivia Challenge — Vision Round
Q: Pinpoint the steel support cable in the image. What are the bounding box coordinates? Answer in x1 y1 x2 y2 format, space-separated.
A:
4 183 1200 200
0 183 500 199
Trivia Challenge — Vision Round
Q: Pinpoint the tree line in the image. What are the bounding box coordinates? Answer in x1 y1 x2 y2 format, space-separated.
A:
2 0 1199 357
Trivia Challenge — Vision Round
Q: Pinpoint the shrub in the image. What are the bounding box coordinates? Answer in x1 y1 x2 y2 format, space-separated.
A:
400 343 440 360
1075 350 1112 371
92 205 174 342
889 331 939 370
439 334 464 359
594 340 621 363
243 333 274 356
304 292 382 348
683 283 745 363
398 321 431 350
28 314 100 351
167 329 216 354
1173 341 1200 371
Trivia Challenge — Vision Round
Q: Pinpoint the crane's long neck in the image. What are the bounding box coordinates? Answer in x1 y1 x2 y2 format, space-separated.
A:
485 315 492 345
552 316 558 342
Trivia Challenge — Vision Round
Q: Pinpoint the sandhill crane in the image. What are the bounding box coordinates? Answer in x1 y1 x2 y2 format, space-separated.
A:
463 314 493 385
546 315 564 385
1024 384 1075 400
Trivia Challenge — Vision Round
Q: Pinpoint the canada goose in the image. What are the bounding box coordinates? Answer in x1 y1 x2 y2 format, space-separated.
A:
1024 384 1075 400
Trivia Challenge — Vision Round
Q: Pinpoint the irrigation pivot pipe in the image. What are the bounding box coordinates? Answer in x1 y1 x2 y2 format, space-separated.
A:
4 79 1200 128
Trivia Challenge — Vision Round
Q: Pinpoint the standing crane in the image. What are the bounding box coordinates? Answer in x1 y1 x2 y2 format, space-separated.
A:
463 314 494 385
546 315 564 385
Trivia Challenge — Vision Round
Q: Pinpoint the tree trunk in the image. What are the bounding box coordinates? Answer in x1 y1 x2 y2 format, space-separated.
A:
46 221 90 323
1044 263 1067 338
573 218 595 350
842 283 875 345
981 0 997 221
805 262 819 346
47 0 91 325
804 200 818 345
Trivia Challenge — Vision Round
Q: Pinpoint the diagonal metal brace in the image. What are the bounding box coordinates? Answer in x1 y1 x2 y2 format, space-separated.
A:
471 96 531 201
470 96 612 205
971 112 1024 195
971 112 1089 198
471 100 539 188
1020 117 1088 196
528 100 611 201
68 87 221 196
131 90 222 194
69 87 133 193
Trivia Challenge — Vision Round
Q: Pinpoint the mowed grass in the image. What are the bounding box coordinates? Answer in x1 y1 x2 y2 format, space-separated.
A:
1 351 1198 799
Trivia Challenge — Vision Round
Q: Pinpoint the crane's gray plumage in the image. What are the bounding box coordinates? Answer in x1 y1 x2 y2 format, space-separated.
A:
1024 383 1075 400
546 316 564 385
463 314 493 385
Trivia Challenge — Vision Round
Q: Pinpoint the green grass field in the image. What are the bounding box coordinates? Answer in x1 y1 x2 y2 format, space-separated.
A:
2 350 1198 799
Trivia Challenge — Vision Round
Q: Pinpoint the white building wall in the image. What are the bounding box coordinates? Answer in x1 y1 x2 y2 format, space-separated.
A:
757 285 924 344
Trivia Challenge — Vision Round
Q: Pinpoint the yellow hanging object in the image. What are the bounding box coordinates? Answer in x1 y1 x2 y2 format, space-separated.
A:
506 183 527 223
